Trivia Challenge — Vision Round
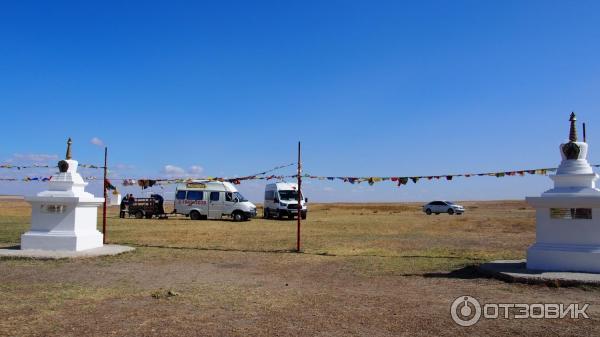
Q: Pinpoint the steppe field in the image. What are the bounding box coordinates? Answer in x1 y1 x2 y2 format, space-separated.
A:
1 199 599 336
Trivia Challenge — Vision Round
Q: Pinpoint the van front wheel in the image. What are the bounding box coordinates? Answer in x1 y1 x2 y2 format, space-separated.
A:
232 211 245 222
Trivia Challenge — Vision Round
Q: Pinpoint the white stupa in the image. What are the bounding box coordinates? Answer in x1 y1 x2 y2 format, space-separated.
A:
21 138 105 251
527 113 600 272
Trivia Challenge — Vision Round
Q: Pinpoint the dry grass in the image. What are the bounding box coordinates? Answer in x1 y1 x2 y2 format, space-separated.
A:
2 199 598 337
0 199 535 268
0 199 30 243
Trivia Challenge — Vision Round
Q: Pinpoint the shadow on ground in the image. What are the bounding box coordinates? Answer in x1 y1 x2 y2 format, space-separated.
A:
423 265 490 280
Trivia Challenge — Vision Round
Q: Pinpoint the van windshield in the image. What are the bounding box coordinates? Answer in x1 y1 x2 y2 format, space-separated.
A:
234 192 248 202
279 190 300 201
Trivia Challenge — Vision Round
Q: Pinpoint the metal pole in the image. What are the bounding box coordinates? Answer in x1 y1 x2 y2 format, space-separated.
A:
296 141 302 252
103 147 108 244
583 122 587 142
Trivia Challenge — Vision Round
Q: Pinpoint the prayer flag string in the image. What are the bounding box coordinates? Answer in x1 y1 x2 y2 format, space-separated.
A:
3 164 598 188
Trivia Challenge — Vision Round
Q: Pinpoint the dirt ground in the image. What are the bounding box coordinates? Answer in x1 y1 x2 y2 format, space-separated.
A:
1 199 599 336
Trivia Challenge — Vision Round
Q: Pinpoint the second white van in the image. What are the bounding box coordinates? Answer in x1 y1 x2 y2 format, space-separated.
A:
263 182 307 219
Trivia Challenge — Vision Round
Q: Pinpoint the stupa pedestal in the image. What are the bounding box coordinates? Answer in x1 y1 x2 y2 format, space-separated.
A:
21 139 104 251
526 113 600 273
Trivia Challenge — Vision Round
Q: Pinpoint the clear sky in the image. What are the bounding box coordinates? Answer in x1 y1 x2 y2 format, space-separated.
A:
1 0 599 202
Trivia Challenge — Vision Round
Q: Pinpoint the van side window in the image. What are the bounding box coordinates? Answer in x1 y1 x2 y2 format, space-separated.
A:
187 191 204 200
176 191 186 200
265 191 274 200
225 192 233 202
210 191 220 201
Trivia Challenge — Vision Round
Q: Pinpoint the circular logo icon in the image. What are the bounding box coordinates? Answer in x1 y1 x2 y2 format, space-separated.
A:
451 295 482 326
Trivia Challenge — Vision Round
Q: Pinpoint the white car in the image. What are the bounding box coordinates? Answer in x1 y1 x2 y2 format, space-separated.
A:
422 201 464 215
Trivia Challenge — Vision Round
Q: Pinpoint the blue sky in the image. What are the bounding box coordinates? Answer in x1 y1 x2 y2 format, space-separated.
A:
0 0 599 202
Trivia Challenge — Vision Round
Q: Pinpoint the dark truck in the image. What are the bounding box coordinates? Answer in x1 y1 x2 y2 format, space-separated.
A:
120 194 167 219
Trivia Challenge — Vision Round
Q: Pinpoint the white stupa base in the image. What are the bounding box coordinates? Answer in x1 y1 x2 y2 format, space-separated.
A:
480 260 600 286
0 244 134 259
21 230 103 252
527 243 600 273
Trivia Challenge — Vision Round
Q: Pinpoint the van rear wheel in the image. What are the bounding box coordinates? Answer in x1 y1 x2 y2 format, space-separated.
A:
190 210 201 220
264 208 270 219
134 211 144 219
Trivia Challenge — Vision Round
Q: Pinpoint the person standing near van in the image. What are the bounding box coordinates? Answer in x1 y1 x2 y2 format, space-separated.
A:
119 195 127 218
128 194 136 206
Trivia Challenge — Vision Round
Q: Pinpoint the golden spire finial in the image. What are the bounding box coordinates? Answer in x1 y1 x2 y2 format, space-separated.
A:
569 112 577 142
66 138 72 160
